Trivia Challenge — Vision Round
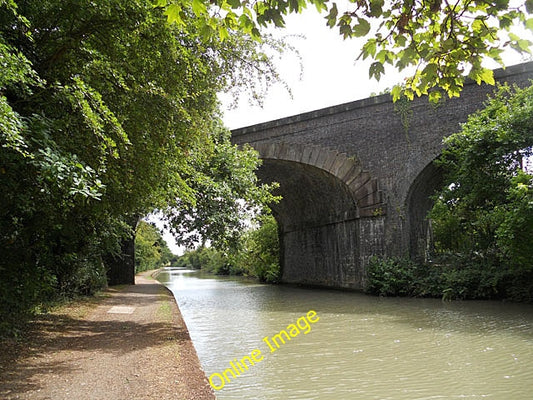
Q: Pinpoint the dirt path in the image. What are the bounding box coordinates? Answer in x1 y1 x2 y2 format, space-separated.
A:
0 271 216 400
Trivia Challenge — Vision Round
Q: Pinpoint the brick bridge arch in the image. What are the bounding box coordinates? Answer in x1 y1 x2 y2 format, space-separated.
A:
232 62 533 290
252 142 385 217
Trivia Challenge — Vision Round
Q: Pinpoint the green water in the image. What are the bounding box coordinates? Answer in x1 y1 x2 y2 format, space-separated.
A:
157 268 533 399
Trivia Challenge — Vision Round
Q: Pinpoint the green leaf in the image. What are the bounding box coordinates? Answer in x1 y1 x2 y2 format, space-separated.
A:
238 13 254 33
422 63 438 79
369 0 384 17
339 23 352 38
251 27 261 40
509 33 532 53
218 26 230 41
288 0 304 12
394 35 407 47
353 17 371 37
192 0 207 16
375 49 393 64
326 3 338 28
478 68 495 85
526 0 533 13
396 47 417 70
226 0 241 8
499 14 513 29
391 84 403 102
310 0 328 13
200 20 215 40
526 18 533 31
362 39 377 59
429 90 442 103
472 17 486 34
441 37 456 52
369 61 385 80
488 47 504 66
164 3 183 25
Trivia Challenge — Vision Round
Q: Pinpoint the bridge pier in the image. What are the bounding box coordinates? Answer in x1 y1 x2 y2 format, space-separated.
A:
281 220 360 288
279 215 386 290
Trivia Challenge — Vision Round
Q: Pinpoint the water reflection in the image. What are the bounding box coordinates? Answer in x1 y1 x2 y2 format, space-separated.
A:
158 268 533 400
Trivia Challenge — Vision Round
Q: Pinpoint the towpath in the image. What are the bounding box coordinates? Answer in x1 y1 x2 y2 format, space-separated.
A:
0 270 215 400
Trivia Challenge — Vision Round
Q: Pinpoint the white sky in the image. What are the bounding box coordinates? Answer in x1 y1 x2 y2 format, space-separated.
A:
220 7 406 130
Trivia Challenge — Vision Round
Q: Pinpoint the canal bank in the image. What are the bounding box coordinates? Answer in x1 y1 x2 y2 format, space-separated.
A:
0 270 215 400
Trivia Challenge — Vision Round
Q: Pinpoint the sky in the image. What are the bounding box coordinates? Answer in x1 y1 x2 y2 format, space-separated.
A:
220 7 406 130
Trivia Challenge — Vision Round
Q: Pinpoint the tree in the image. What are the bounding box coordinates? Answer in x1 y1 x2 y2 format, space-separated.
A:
135 221 173 273
429 84 533 271
174 213 281 281
0 0 284 335
161 0 533 101
232 214 281 283
164 127 279 251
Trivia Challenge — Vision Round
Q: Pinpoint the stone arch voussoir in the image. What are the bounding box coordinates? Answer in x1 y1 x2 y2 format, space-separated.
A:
251 142 386 217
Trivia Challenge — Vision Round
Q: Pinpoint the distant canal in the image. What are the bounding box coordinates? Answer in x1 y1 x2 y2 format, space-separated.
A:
157 268 533 399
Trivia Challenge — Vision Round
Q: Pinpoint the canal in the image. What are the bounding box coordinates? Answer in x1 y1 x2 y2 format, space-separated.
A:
157 268 533 399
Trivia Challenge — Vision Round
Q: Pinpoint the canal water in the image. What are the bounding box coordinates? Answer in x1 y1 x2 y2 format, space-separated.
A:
157 268 533 399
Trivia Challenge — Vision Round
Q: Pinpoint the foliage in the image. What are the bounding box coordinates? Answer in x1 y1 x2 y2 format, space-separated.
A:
174 214 281 283
0 0 283 337
177 246 232 274
135 221 173 273
228 213 281 283
365 256 419 297
367 85 533 302
429 84 533 272
495 171 533 269
385 83 533 303
164 128 280 251
364 256 533 301
162 0 533 101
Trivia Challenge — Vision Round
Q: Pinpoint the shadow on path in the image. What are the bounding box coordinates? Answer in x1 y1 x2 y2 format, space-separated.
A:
0 272 214 399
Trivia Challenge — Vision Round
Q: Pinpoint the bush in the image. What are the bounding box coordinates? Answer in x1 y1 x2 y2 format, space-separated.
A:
231 214 281 283
365 256 418 297
364 255 533 302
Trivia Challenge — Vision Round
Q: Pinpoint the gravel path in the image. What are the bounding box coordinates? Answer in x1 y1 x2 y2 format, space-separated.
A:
0 271 216 400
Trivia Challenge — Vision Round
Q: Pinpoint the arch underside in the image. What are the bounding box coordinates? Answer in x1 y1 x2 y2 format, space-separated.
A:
252 142 385 217
406 159 445 262
259 160 357 233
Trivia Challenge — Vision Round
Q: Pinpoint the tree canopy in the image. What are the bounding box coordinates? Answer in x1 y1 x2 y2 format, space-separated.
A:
430 84 533 272
160 0 533 101
135 221 174 273
164 127 279 251
0 0 282 336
